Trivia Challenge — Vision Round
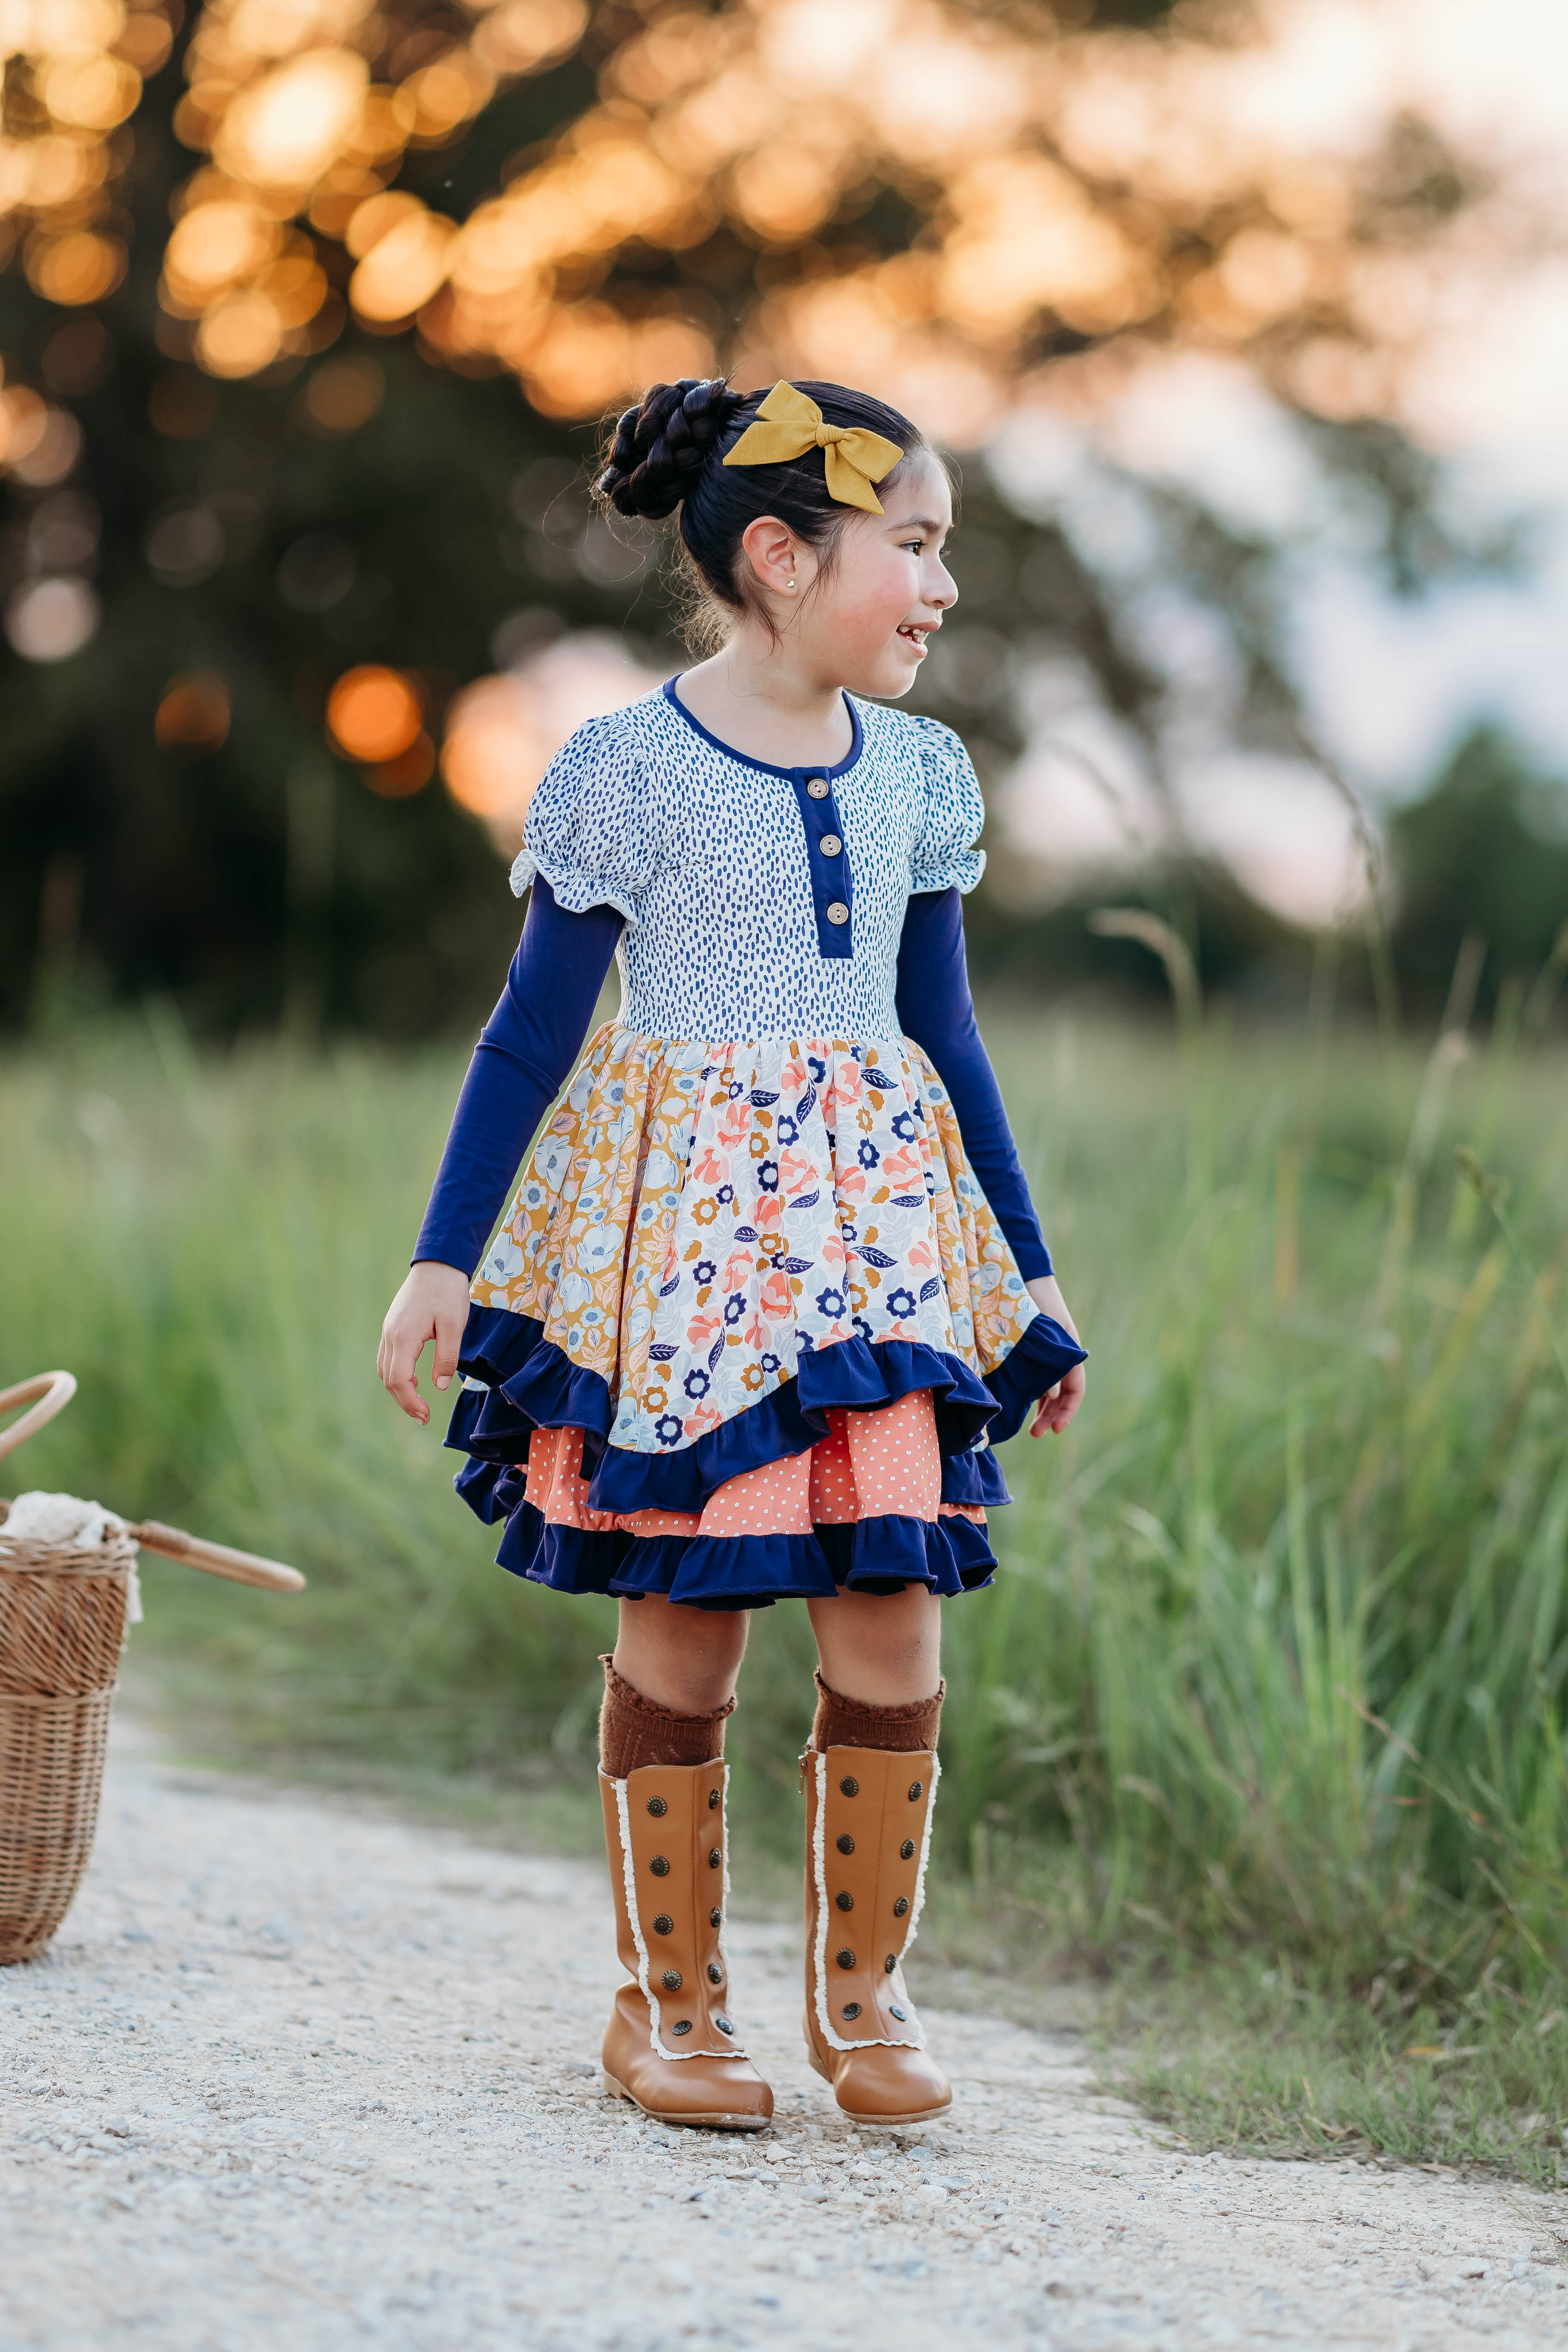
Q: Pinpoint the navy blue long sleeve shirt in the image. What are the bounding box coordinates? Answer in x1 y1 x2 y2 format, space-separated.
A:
412 879 1052 1283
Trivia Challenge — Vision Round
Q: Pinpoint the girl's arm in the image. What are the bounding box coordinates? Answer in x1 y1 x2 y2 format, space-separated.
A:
894 886 1085 1436
378 878 624 1421
894 885 1048 1273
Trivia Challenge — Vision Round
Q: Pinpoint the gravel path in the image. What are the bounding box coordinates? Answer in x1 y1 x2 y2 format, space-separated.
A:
3 1721 1564 2352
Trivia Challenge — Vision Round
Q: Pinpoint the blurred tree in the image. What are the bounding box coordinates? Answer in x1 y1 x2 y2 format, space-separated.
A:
1389 726 1568 1017
0 0 1525 1033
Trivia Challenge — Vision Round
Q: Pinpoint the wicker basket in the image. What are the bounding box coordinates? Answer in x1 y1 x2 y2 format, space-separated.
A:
0 1495 135 1963
0 1370 304 1965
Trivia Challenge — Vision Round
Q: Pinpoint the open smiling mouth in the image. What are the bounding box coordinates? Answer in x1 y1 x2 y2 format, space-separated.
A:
896 625 930 649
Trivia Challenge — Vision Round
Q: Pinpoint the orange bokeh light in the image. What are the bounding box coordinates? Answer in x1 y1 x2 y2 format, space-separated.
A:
155 671 232 754
327 665 423 764
213 48 369 192
27 231 126 306
348 204 454 322
196 288 284 377
299 355 383 432
363 731 435 797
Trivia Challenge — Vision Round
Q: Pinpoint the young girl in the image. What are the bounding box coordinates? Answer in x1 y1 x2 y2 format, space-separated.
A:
378 377 1087 2133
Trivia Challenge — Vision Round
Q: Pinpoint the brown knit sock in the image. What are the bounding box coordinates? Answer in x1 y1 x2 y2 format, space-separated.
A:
598 1655 735 1778
810 1671 944 1755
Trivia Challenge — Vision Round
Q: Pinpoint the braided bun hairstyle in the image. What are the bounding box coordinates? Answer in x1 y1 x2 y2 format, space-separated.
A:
597 377 743 521
594 375 925 641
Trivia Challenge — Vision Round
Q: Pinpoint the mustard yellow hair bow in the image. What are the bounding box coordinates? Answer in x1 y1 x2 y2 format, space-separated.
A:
722 381 904 514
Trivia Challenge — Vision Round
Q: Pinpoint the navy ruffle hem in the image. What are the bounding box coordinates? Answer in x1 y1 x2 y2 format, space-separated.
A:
446 1300 1085 1609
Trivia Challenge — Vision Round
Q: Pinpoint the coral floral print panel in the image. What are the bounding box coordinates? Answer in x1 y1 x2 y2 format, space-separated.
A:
470 1024 1038 1455
524 1391 987 1539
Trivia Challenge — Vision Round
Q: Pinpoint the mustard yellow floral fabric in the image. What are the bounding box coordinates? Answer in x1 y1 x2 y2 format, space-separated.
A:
471 1026 1038 1458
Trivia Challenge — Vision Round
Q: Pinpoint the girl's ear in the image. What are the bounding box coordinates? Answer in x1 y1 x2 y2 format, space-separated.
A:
738 513 801 599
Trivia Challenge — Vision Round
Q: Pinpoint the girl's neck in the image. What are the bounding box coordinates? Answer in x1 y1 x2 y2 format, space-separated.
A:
674 633 853 769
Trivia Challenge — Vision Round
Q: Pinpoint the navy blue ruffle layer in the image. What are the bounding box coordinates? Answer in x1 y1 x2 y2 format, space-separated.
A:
983 1309 1087 1443
941 1445 1011 1509
447 1299 1086 1608
491 1498 997 1609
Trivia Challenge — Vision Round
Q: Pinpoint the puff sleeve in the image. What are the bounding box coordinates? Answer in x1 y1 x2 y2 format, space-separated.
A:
508 710 657 927
908 715 986 896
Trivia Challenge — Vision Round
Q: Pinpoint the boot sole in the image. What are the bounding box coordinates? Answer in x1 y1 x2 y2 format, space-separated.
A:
600 2068 772 2132
806 2044 950 2124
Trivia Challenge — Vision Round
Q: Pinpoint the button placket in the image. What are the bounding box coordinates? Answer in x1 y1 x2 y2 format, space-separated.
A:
791 769 852 959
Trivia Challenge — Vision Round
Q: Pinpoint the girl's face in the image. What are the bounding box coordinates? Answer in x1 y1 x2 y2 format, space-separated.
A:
746 450 958 697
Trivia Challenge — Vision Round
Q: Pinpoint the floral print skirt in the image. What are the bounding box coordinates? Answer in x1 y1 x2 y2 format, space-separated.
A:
445 1024 1084 1609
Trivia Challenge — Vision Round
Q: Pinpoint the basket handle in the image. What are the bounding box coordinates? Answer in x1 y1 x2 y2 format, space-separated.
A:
0 1371 78 1466
125 1519 306 1595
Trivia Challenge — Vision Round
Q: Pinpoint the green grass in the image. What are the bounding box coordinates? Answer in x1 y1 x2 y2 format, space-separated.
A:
1109 1956 1568 2187
5 988 1568 2180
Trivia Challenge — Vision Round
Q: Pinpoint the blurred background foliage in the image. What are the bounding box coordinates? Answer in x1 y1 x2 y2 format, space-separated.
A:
1 0 1559 1037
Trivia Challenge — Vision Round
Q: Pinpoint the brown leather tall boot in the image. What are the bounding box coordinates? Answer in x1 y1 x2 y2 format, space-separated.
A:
802 1744 952 2124
599 1759 774 2131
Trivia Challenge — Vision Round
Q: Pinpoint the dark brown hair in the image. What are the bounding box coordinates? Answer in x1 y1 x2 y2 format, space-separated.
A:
595 377 925 638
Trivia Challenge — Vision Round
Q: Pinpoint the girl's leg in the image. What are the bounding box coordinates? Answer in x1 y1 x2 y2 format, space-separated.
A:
799 1579 950 2123
805 1581 941 1711
596 1592 771 2129
600 1592 749 1775
612 1592 749 1714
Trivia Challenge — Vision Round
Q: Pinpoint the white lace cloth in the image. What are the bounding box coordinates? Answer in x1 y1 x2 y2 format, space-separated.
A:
4 1490 144 1620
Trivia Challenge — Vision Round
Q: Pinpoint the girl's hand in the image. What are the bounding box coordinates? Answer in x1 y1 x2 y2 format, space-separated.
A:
378 1261 473 1424
1024 1273 1086 1438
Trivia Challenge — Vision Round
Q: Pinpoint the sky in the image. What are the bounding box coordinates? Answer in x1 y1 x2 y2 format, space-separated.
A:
991 0 1568 924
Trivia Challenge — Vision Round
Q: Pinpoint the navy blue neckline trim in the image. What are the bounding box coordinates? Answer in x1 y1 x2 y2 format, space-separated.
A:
662 676 864 783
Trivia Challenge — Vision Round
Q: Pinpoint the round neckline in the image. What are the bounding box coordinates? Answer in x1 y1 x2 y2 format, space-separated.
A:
662 675 864 782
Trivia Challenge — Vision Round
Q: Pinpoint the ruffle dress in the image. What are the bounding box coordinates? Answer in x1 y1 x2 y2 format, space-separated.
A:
446 682 1084 1609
